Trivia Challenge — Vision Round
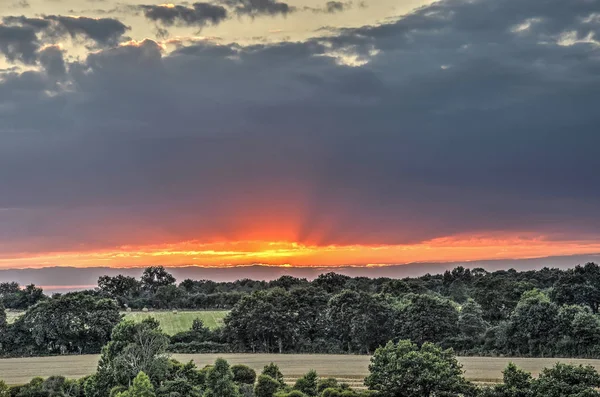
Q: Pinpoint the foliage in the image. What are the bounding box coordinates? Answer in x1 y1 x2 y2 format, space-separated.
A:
365 340 473 397
116 372 155 397
293 370 318 397
255 376 282 397
232 365 257 385
94 318 170 396
203 358 239 397
261 363 285 386
1 293 120 356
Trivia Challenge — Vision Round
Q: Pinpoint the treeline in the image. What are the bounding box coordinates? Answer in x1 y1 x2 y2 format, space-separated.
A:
3 323 600 397
3 263 600 358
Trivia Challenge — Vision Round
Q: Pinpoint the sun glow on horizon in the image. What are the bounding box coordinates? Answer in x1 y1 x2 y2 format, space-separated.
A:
2 234 600 269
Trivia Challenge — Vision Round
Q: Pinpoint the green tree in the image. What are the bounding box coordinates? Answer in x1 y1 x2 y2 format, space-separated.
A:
13 293 120 354
397 294 459 346
327 290 395 353
141 267 176 293
0 301 6 329
551 263 600 313
365 340 472 397
262 363 285 386
294 370 318 396
95 318 170 395
255 375 281 397
505 290 558 356
225 289 298 353
99 275 141 297
203 358 239 397
534 363 600 396
0 380 9 397
232 364 257 385
117 372 156 397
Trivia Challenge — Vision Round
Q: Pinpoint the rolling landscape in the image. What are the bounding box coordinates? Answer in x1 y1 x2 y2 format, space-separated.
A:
2 0 600 394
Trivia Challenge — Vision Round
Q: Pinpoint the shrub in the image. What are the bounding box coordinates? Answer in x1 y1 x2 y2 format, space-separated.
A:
294 370 318 397
232 365 257 385
317 379 338 394
255 375 281 397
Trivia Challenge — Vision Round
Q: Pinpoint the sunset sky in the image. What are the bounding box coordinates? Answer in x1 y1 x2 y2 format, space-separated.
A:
1 0 600 269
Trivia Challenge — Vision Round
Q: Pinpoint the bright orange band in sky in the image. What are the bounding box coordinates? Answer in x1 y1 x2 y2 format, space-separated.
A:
1 234 600 269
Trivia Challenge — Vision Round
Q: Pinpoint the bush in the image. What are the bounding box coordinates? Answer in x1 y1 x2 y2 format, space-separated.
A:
239 384 255 397
321 388 341 397
294 370 318 397
255 375 281 397
317 379 338 394
275 391 307 397
232 365 257 385
261 363 285 386
168 341 232 353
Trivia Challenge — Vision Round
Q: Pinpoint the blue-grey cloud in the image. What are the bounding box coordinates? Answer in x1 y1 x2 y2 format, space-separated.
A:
139 3 228 29
1 0 600 250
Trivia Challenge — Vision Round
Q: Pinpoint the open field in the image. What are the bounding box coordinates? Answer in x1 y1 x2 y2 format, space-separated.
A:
123 311 228 335
6 311 228 335
2 354 600 386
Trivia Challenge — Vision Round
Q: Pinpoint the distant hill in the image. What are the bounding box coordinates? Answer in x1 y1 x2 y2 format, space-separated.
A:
1 253 599 293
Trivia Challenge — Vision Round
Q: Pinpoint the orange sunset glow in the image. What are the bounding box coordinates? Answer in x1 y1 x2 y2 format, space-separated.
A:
2 234 600 269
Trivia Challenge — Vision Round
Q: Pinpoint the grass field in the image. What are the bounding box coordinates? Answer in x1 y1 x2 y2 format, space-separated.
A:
2 354 600 386
123 311 228 335
6 311 228 335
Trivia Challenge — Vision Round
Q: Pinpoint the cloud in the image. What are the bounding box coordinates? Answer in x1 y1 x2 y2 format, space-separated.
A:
0 25 39 64
8 0 30 9
1 0 600 256
2 15 130 50
307 1 352 14
38 45 67 78
43 15 130 46
139 3 228 29
218 0 295 17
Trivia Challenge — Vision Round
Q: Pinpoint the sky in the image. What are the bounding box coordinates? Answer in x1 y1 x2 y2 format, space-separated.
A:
1 0 600 269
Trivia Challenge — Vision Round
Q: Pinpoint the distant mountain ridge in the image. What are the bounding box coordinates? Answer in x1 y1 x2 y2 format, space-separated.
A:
1 253 599 293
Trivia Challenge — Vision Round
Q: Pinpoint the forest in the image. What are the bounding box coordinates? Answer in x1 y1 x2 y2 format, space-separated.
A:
2 263 600 358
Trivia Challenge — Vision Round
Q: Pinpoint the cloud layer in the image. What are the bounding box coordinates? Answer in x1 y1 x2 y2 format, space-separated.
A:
1 0 600 265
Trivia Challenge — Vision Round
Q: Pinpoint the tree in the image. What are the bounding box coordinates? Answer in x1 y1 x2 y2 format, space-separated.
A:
494 363 534 397
99 275 141 297
232 364 257 385
14 293 121 354
255 375 281 397
141 267 176 293
0 380 9 397
505 290 559 356
397 294 459 346
534 363 600 397
0 301 6 329
458 299 488 339
365 340 472 397
95 318 170 395
327 290 395 353
294 370 318 396
117 372 156 397
551 263 600 313
225 289 298 353
262 363 285 386
203 358 239 397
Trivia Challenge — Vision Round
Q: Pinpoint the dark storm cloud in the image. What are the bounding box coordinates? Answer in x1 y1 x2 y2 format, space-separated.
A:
38 45 67 78
218 0 295 17
1 0 600 249
2 15 130 49
0 25 39 64
43 15 130 46
139 3 228 28
306 1 352 14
